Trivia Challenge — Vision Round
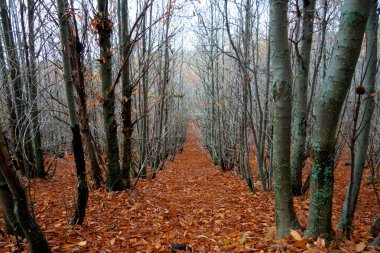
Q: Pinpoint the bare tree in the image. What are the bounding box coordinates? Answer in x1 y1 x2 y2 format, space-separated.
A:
0 124 50 253
270 0 301 237
56 0 88 225
305 0 371 239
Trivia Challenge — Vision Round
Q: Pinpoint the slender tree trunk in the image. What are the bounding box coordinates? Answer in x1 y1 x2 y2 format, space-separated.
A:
290 0 316 196
250 1 266 191
96 0 124 191
15 2 36 176
261 30 271 191
18 5 37 177
26 0 46 178
305 0 371 239
337 0 378 238
68 5 103 189
0 33 23 236
242 0 254 192
210 1 217 165
153 0 171 175
270 0 301 237
57 0 89 225
1 0 34 176
0 125 51 253
120 0 132 188
0 25 22 173
139 5 148 178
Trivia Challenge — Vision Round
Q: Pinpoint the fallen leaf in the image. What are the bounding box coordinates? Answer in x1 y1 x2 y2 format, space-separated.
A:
240 233 247 244
222 244 236 251
78 241 87 246
314 237 326 248
62 244 76 249
356 242 366 252
290 230 303 241
294 239 308 248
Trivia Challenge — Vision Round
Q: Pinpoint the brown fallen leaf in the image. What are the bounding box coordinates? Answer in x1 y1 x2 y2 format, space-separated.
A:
294 239 309 248
78 240 87 246
356 242 366 252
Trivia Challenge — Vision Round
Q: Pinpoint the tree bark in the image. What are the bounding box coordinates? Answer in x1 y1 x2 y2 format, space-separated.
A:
0 169 24 236
139 3 149 178
120 0 132 188
305 0 371 239
290 0 316 196
57 0 89 225
153 0 171 175
337 0 378 237
0 125 50 253
68 5 103 189
96 0 124 191
24 0 46 178
270 0 301 237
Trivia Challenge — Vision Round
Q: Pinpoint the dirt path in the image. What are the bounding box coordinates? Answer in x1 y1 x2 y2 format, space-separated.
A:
0 124 378 252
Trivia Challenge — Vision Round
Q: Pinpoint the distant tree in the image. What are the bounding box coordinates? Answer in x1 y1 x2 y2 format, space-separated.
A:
120 0 133 187
23 0 46 178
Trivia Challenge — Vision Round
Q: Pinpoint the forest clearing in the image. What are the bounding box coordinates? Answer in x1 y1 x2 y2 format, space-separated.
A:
0 0 380 252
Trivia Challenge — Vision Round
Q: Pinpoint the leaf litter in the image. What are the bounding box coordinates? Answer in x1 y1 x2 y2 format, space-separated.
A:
0 127 379 252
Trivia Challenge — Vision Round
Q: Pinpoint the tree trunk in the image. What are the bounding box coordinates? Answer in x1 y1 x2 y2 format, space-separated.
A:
120 0 132 188
68 4 103 189
270 0 301 237
305 0 371 239
0 125 51 253
139 4 148 178
337 0 377 237
57 0 89 225
96 0 124 191
27 0 46 178
242 0 254 192
11 0 36 176
0 24 22 174
0 170 24 237
290 0 316 196
0 32 23 236
0 0 35 176
153 0 171 176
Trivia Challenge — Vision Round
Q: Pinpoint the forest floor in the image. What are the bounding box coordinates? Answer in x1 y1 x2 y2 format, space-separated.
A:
0 123 379 253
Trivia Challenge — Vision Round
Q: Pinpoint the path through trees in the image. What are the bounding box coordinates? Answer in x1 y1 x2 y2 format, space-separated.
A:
1 124 378 252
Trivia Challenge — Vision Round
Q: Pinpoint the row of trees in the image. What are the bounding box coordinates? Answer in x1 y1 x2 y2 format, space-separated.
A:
194 0 379 242
0 0 188 251
0 0 379 251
